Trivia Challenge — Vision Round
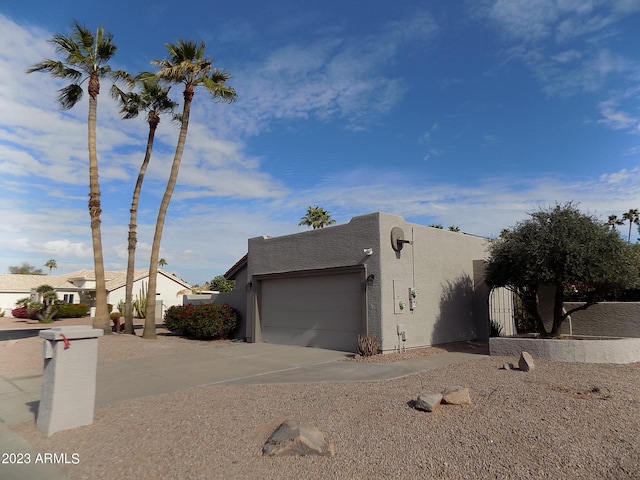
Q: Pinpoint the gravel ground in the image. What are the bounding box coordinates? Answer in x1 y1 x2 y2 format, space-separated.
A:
4 321 640 479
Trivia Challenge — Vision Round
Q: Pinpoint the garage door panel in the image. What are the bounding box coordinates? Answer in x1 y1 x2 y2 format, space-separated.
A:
260 272 362 352
262 310 358 331
262 327 355 352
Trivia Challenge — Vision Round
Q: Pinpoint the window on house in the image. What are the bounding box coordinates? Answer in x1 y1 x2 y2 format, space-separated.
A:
63 294 74 303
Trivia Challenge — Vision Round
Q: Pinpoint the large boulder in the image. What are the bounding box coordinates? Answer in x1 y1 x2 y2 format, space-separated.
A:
414 393 443 412
442 386 471 405
519 351 535 372
262 420 335 457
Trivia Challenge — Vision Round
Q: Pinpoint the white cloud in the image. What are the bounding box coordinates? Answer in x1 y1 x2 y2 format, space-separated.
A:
598 89 640 133
478 1 640 98
222 11 438 134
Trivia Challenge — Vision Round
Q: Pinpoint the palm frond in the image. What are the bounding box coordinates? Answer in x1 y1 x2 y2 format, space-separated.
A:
96 37 117 63
71 20 94 52
57 84 83 110
203 78 237 103
111 69 135 87
26 60 83 82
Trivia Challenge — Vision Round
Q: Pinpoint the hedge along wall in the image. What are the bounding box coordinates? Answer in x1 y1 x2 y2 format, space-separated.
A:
561 302 640 337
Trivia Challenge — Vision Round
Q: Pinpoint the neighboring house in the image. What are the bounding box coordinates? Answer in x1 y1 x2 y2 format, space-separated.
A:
0 269 192 317
189 212 491 352
0 274 77 316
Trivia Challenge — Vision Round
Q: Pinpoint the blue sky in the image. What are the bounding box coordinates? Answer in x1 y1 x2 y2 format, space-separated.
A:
1 1 639 285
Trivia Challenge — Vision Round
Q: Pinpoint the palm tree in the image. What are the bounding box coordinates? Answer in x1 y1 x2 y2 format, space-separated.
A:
448 225 461 232
299 206 336 229
27 21 124 334
44 259 57 275
605 214 624 231
111 76 177 335
142 40 236 339
158 258 168 269
622 209 640 243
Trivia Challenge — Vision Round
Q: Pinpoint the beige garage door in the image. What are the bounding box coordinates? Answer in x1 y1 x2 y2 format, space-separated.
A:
260 272 363 352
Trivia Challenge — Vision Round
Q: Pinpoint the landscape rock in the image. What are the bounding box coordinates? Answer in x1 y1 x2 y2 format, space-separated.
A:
262 420 335 457
502 363 514 370
519 351 535 372
415 393 443 412
442 386 471 405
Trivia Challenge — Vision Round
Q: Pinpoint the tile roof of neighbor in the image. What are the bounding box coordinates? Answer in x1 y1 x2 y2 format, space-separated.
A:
0 274 76 291
0 270 191 292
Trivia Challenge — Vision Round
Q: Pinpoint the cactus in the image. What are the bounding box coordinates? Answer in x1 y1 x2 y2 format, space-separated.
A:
132 282 147 319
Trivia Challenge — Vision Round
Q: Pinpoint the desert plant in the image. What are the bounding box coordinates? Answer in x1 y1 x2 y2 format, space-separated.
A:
489 319 503 337
133 282 147 318
164 304 238 339
357 333 379 357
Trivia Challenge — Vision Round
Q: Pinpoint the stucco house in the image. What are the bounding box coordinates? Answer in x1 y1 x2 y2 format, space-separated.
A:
192 212 491 353
0 269 192 317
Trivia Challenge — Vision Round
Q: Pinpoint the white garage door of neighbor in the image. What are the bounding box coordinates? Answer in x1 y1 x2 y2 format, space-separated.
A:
261 272 363 352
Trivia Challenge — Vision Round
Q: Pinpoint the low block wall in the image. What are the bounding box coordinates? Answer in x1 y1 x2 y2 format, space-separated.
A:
562 302 640 337
490 336 640 364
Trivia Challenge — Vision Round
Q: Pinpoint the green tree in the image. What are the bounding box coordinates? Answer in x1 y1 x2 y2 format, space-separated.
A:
112 76 178 335
428 224 443 229
9 262 44 275
27 21 124 334
622 209 639 243
605 214 624 231
142 40 236 339
211 275 235 293
448 225 460 232
44 259 57 275
158 258 168 269
485 203 639 337
299 206 336 229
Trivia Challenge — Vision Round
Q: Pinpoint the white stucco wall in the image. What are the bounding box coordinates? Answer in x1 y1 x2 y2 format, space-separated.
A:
245 212 490 351
107 274 187 314
247 213 382 344
377 214 490 351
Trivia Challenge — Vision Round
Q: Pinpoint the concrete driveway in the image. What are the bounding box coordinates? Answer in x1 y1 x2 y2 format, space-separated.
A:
1 340 484 426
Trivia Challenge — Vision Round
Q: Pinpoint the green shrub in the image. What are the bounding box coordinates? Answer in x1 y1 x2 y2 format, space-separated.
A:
54 303 90 318
164 304 239 339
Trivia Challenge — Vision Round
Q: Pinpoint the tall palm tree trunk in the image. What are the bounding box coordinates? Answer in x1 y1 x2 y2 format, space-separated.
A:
88 76 110 333
124 115 159 335
143 89 193 339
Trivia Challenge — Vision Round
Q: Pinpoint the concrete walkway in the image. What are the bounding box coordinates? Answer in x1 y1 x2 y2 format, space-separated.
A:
0 340 486 480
